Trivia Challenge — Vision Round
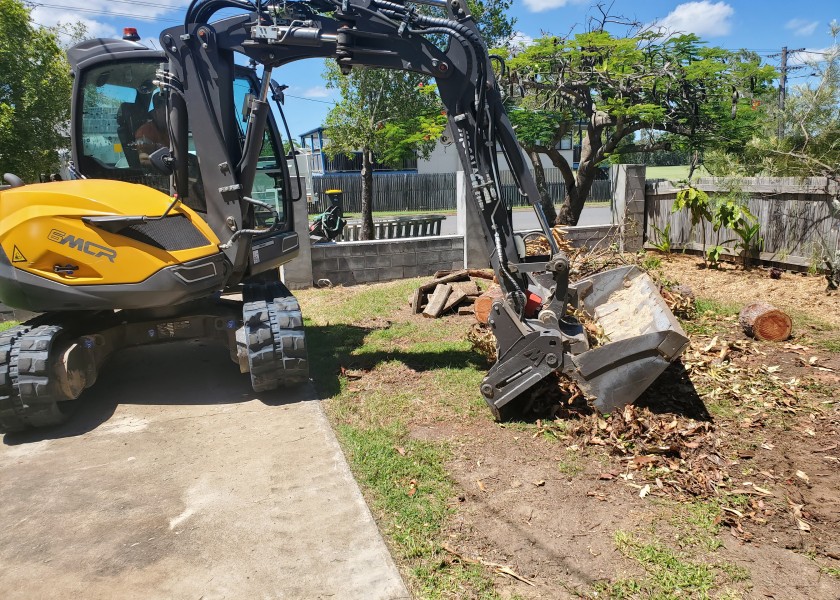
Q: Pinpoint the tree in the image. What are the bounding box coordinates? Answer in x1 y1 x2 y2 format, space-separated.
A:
736 22 840 288
503 14 776 225
0 0 74 182
741 23 840 181
323 63 445 239
467 0 516 49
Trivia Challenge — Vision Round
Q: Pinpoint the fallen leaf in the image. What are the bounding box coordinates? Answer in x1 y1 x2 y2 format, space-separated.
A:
533 480 546 487
598 473 616 480
795 470 810 484
796 519 811 532
814 443 838 453
394 446 406 456
408 479 417 497
809 356 820 365
752 485 774 496
639 484 651 498
767 365 781 373
784 343 809 352
476 480 486 492
761 443 775 450
704 337 719 353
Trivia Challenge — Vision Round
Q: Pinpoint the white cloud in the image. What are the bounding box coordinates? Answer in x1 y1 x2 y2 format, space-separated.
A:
788 47 836 67
33 0 189 25
30 8 118 43
300 86 332 99
785 18 820 37
509 31 535 50
523 0 581 13
657 1 735 38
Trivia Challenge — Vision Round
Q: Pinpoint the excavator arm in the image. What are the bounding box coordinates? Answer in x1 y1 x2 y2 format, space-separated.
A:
158 0 688 417
0 0 690 435
158 0 585 415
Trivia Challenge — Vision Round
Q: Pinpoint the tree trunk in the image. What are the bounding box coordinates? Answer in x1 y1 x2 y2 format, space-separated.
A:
360 148 375 240
563 127 601 225
525 148 557 225
474 285 504 325
738 302 792 341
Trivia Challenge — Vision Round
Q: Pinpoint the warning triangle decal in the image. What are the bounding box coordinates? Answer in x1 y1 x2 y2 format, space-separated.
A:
11 246 26 263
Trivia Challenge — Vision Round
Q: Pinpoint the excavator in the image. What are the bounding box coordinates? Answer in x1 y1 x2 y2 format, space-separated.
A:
0 0 689 433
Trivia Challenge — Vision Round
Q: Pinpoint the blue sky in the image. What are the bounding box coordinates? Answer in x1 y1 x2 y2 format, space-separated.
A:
28 0 838 140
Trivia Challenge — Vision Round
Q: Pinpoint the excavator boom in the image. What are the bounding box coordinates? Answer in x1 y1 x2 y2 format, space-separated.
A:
0 0 688 433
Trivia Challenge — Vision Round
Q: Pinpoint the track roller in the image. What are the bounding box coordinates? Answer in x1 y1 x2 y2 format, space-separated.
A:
241 281 309 392
0 324 90 433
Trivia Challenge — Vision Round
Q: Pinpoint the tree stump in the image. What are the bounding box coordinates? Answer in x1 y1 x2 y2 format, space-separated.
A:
474 285 504 325
739 302 792 341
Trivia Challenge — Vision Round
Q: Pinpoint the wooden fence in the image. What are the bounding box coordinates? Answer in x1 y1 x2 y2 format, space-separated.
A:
310 168 612 214
646 177 840 269
311 173 456 214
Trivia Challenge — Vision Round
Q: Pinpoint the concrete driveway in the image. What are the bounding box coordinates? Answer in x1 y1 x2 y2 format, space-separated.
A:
0 340 409 600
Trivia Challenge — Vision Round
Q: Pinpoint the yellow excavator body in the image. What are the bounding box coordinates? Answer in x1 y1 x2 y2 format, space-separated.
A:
0 179 220 286
0 179 230 313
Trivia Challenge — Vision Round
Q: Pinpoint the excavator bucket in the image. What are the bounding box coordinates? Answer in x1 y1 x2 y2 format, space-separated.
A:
565 266 690 414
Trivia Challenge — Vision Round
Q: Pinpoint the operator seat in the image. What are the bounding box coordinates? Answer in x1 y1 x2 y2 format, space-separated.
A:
116 102 147 168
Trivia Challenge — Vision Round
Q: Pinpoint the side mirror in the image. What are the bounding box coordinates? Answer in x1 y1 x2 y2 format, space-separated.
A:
149 147 174 175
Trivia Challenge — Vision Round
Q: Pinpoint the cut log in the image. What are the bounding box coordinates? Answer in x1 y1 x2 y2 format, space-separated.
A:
739 302 792 341
412 271 470 314
452 281 480 297
443 289 468 313
474 285 504 325
434 269 495 281
423 284 453 318
411 288 425 314
458 306 475 316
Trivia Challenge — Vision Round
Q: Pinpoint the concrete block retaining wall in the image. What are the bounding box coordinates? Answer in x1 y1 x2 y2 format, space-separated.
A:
559 224 619 250
311 235 465 286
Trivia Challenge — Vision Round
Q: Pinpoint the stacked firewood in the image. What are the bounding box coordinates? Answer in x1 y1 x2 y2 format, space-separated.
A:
411 270 493 318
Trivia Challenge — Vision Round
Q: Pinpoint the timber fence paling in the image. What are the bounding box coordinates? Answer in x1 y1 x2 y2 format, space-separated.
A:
311 168 613 215
645 177 840 269
311 172 456 214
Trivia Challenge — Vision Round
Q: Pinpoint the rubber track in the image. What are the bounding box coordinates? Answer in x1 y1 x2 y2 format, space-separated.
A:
0 324 71 433
243 282 309 392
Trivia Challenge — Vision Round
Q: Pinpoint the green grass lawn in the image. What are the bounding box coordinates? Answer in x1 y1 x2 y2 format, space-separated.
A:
646 165 711 181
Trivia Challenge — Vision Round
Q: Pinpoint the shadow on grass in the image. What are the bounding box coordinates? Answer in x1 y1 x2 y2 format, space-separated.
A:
306 323 486 399
635 361 711 422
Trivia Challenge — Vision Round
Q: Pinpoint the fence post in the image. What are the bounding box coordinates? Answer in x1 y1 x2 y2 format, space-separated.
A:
610 164 646 252
282 176 314 289
456 171 491 268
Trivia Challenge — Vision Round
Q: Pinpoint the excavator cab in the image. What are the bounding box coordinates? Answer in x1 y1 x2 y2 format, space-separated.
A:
69 40 297 240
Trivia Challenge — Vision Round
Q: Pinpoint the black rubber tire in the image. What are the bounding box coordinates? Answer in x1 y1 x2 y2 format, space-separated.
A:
243 281 309 393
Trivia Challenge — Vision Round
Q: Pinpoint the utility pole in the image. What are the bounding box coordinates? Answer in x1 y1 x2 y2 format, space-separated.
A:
772 46 805 138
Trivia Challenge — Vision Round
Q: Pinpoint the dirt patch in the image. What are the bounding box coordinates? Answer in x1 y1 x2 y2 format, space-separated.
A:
657 254 840 328
418 255 840 598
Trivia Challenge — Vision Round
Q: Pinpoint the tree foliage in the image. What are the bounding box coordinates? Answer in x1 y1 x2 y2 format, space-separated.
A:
731 22 840 181
323 62 445 239
467 0 516 49
502 15 776 225
0 0 73 182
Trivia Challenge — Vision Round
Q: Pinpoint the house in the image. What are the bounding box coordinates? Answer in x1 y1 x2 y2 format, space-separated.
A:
299 124 580 177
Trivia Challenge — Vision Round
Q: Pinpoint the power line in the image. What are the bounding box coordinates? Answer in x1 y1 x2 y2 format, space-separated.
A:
26 3 184 22
285 94 335 105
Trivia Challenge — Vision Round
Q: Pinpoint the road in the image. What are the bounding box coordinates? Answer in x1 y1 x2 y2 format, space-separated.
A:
0 341 409 600
439 204 613 236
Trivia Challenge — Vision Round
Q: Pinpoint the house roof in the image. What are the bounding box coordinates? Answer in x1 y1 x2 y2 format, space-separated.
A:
299 126 325 137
